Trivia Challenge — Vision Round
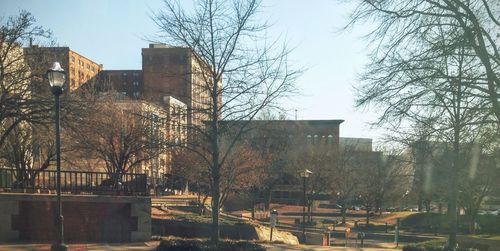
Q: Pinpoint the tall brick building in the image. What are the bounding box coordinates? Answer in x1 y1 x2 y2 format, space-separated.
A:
97 70 143 99
222 119 344 205
24 46 103 92
142 44 213 129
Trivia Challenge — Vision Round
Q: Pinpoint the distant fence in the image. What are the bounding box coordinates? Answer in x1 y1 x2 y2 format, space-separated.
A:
0 168 148 196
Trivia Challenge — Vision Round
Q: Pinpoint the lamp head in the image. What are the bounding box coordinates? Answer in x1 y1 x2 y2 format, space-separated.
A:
299 169 313 178
47 62 66 95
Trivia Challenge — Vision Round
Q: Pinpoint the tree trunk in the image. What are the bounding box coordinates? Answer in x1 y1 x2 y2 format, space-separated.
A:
264 189 272 211
211 172 220 243
251 197 255 220
376 200 382 216
448 124 461 249
418 195 423 212
366 208 370 227
307 202 312 223
341 207 346 225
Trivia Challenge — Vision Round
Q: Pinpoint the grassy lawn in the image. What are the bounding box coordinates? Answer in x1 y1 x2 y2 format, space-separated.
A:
153 206 253 227
465 234 500 240
372 212 418 225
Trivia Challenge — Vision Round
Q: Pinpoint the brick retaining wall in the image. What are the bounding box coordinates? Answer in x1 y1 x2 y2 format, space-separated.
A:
0 193 151 242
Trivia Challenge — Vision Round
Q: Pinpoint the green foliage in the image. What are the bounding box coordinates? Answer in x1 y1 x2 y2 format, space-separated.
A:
156 238 266 251
403 239 484 251
401 213 449 232
403 239 447 251
401 213 500 234
473 215 500 234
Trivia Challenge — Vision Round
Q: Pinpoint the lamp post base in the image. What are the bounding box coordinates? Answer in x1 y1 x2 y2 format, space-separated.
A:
51 243 68 251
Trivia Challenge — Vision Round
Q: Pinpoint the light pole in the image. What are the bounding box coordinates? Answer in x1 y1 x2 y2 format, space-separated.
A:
299 168 312 243
47 62 68 251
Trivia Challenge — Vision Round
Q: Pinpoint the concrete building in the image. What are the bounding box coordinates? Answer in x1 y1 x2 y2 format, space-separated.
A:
67 98 187 183
123 99 186 182
339 137 373 152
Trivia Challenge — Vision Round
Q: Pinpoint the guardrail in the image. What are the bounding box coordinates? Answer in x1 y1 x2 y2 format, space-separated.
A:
0 168 147 196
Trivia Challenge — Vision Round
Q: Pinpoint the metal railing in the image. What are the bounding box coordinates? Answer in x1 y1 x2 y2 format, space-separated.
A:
0 168 148 196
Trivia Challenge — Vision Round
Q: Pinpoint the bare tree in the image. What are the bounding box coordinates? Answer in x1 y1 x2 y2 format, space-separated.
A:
332 144 361 225
345 0 500 124
68 99 165 184
356 149 412 226
246 119 294 211
0 125 55 188
344 0 498 244
459 142 498 234
291 144 336 223
152 0 299 242
171 149 211 214
0 11 53 149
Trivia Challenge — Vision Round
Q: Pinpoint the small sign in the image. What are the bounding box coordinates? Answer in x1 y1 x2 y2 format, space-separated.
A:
270 210 278 228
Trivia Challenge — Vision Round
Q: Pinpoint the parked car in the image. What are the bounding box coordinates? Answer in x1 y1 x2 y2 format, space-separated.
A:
386 207 397 212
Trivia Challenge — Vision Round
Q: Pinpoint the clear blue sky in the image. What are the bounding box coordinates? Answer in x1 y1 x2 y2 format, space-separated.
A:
1 0 385 142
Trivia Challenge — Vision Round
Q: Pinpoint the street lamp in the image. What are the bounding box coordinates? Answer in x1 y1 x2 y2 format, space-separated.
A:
47 62 68 251
299 168 312 243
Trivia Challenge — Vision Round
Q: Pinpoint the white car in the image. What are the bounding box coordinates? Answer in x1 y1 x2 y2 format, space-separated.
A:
478 209 500 215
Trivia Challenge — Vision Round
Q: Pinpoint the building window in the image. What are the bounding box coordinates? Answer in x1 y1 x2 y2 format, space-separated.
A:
327 135 333 144
71 56 75 62
133 81 139 86
134 92 140 98
133 72 139 77
122 73 127 77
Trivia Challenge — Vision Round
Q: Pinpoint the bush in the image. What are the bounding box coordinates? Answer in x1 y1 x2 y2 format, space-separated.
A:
401 212 500 234
156 238 266 251
401 213 449 232
403 239 480 251
473 215 500 234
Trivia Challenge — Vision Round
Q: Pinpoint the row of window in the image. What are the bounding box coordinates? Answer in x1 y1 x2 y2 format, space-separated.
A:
71 56 96 72
306 134 335 143
122 72 140 77
122 81 140 86
120 91 141 98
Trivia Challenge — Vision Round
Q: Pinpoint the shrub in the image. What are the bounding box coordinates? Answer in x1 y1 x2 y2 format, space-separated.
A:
156 238 266 251
403 239 480 251
401 212 500 234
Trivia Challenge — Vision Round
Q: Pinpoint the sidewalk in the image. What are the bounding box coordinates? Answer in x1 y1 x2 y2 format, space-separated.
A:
264 243 397 251
0 242 159 251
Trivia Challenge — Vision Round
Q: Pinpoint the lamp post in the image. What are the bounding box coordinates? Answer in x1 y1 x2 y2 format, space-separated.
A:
47 62 68 251
299 168 312 243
